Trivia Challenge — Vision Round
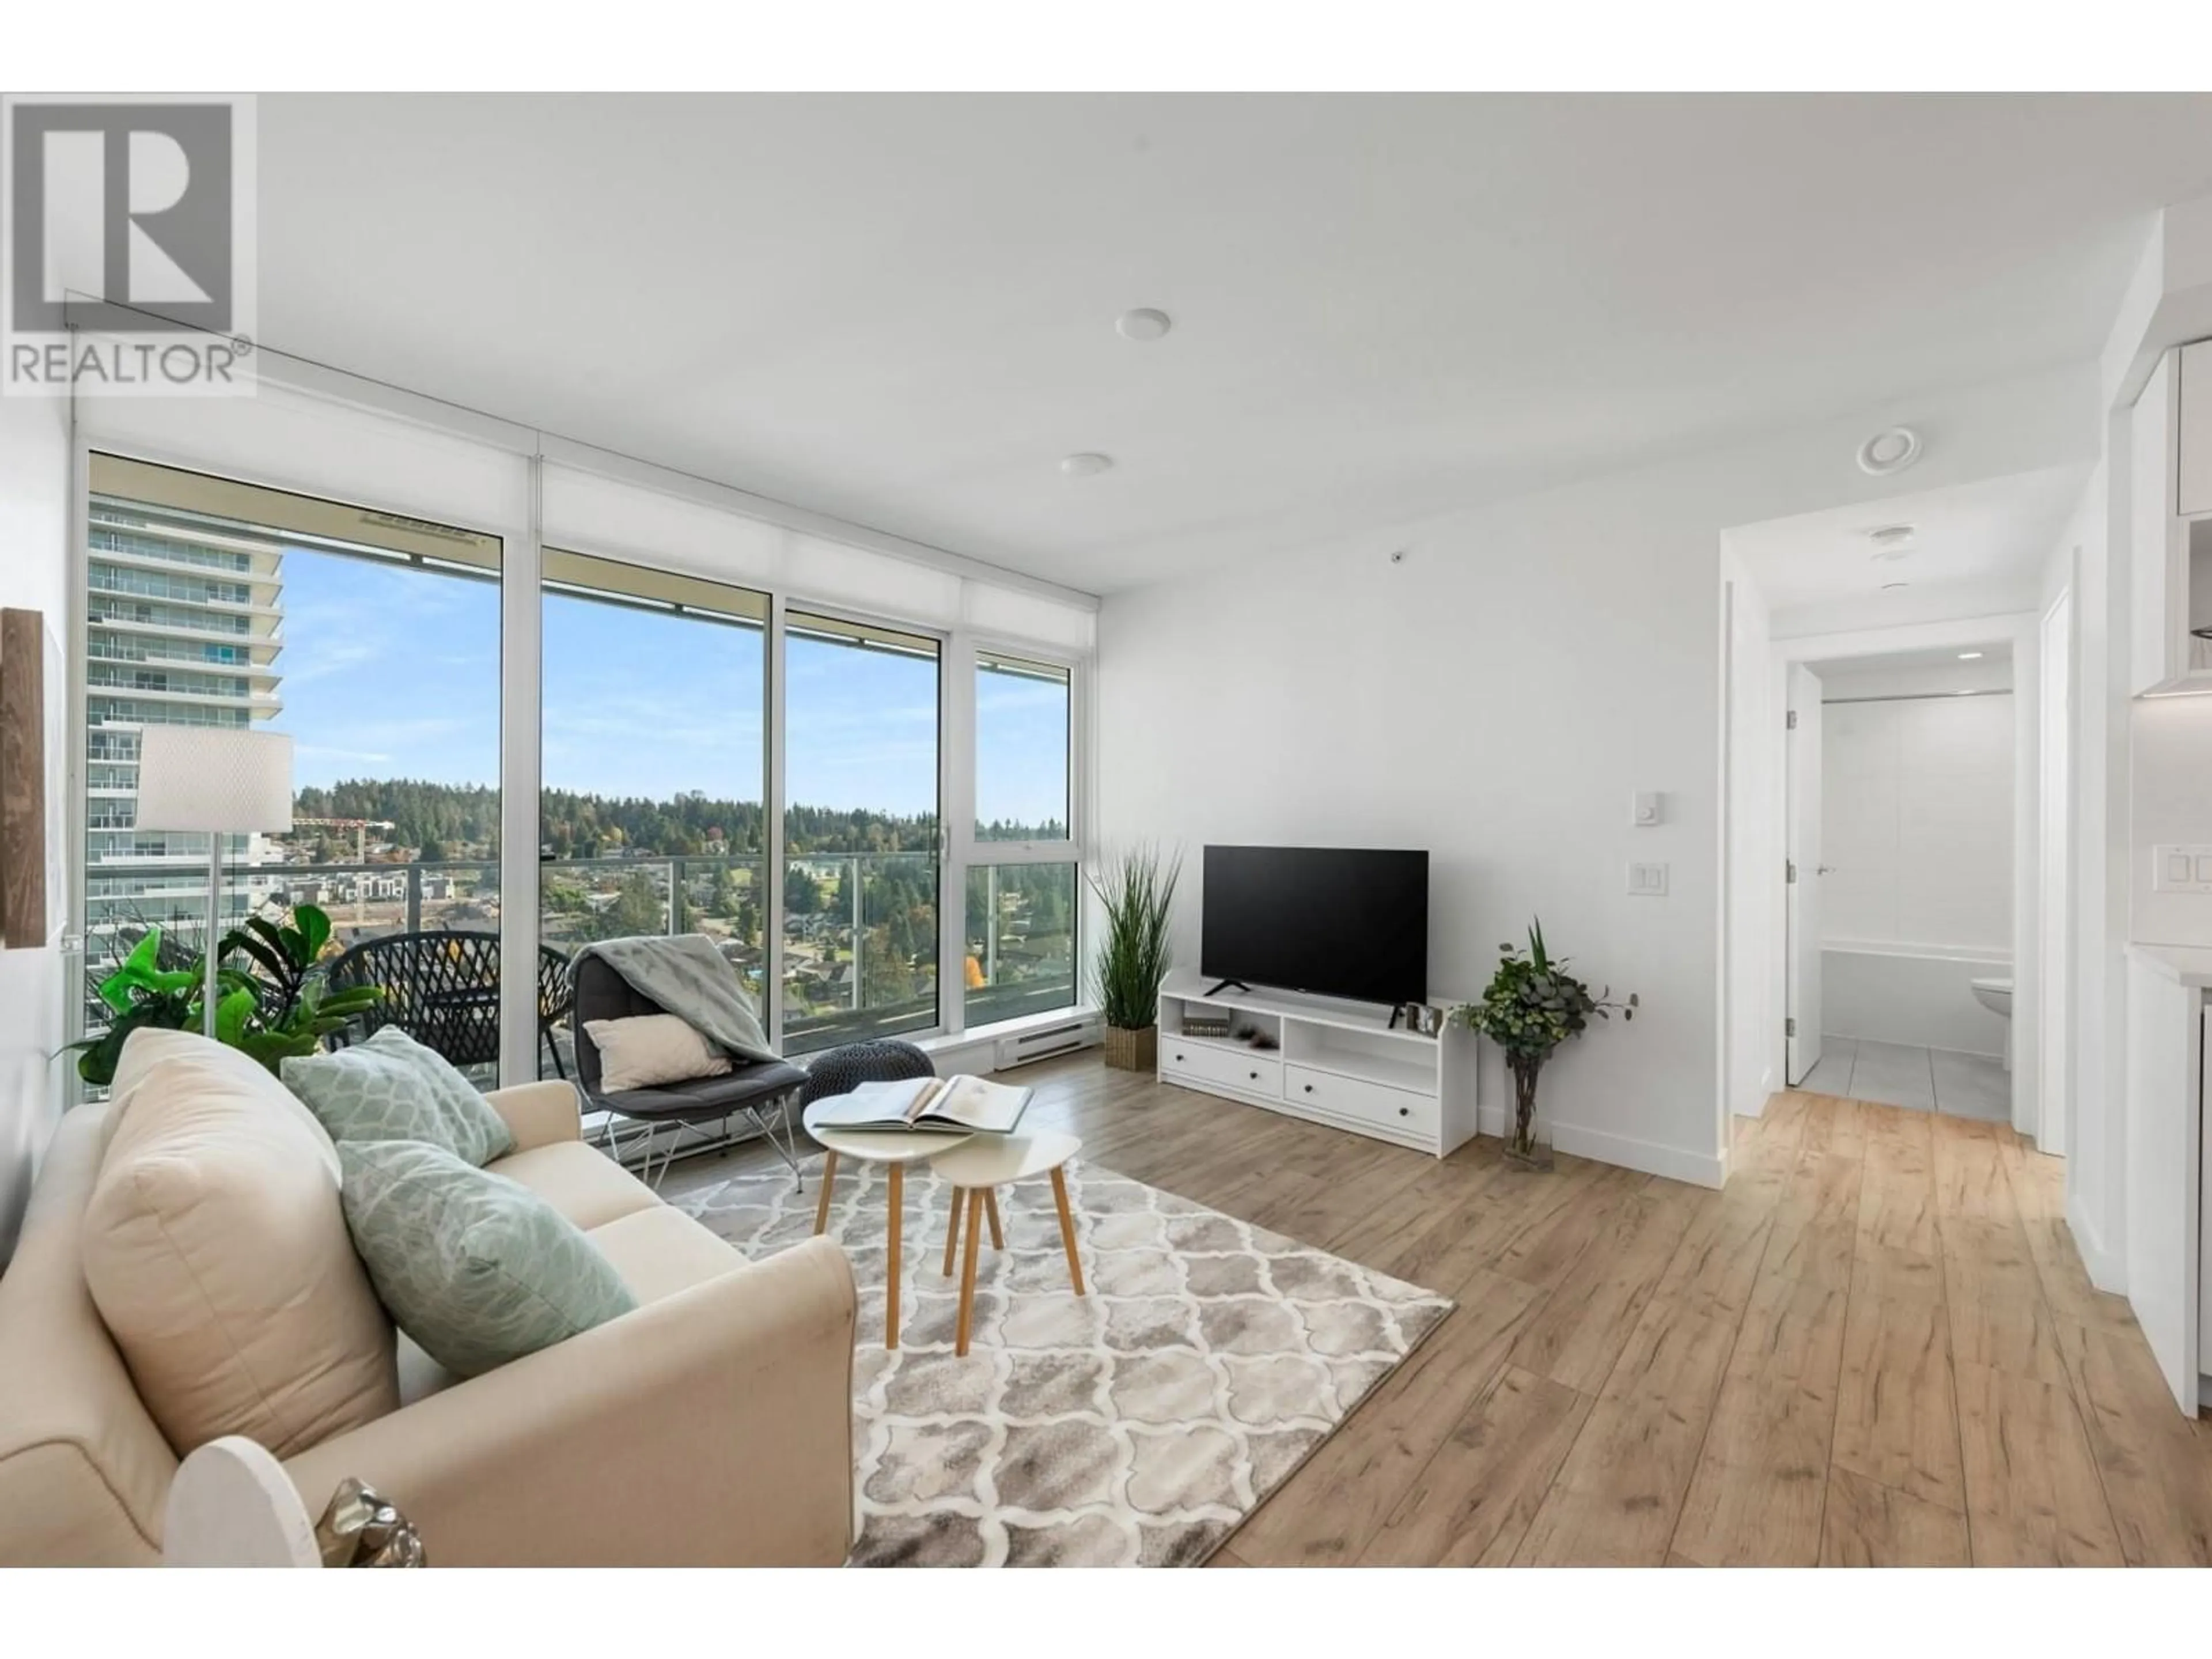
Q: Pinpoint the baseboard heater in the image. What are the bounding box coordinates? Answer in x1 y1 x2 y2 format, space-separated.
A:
994 1016 1098 1070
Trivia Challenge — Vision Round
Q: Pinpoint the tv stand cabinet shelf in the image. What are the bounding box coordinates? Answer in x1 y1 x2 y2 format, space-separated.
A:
1155 975 1479 1157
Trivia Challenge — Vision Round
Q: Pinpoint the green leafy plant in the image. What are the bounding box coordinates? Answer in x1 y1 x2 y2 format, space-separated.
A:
67 926 213 1086
217 905 384 1071
1455 918 1637 1165
1086 845 1181 1032
68 904 381 1086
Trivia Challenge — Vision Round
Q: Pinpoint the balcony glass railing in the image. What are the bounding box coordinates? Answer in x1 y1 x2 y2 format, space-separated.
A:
82 850 1078 1080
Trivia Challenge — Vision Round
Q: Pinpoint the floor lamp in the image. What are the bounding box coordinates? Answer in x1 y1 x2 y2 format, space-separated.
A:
133 728 295 1039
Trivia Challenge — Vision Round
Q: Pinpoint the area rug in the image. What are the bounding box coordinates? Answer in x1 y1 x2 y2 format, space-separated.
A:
679 1153 1453 1566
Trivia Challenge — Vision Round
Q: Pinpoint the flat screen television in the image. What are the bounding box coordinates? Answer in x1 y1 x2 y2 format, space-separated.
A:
1200 845 1429 1006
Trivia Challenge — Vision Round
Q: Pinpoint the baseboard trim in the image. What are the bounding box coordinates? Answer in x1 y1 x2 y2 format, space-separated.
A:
2065 1191 2126 1294
1478 1107 1726 1190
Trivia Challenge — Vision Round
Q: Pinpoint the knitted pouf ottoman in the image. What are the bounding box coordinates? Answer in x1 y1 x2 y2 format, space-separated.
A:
799 1038 937 1115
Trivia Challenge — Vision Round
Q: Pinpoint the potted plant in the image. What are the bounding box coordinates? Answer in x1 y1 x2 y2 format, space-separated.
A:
67 904 381 1086
1455 918 1635 1170
1086 846 1181 1070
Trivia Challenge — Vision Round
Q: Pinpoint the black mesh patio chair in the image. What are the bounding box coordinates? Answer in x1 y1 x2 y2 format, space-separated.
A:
323 930 575 1080
571 949 808 1190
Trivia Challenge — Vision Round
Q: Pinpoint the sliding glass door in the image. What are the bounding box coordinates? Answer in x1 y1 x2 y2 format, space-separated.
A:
781 611 941 1052
538 551 769 1077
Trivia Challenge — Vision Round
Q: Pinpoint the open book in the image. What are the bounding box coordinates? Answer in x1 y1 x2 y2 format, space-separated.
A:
807 1073 1034 1136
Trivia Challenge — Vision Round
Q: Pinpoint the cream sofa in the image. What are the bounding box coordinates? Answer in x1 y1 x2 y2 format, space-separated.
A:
0 1032 857 1567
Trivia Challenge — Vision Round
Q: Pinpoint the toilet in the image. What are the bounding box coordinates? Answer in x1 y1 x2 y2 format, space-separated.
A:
1971 976 2012 1070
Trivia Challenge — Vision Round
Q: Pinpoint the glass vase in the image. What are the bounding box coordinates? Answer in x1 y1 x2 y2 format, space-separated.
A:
1505 1055 1555 1172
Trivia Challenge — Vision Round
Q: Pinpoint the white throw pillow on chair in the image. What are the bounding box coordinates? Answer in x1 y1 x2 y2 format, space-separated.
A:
585 1013 734 1092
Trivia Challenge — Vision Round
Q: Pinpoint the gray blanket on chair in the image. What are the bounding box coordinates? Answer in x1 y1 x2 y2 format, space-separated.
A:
574 934 781 1067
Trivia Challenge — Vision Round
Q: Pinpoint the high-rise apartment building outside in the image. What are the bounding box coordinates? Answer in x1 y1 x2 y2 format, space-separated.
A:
84 460 286 946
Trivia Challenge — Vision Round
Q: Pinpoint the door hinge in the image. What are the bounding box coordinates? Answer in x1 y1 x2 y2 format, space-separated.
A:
1786 859 1797 884
1786 709 1798 730
1786 1017 1798 1037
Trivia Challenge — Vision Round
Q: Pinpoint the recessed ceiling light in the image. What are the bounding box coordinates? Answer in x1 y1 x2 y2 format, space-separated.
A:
1060 452 1115 478
1958 651 1984 660
1866 525 1916 560
1116 308 1172 342
1881 581 1910 590
1857 426 1923 477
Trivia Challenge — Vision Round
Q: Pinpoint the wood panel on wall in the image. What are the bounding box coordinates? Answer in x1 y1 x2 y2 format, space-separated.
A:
0 608 48 949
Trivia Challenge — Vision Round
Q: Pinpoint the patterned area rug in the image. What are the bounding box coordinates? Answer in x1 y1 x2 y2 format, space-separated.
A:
680 1153 1452 1566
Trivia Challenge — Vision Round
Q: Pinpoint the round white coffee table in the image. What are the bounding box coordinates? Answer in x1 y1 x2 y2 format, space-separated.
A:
928 1131 1085 1357
802 1099 971 1350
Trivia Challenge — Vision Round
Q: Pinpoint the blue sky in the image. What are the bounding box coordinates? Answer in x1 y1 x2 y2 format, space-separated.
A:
273 550 1069 824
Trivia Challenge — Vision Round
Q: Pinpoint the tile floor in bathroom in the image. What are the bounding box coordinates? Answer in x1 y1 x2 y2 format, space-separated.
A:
1796 1036 2010 1119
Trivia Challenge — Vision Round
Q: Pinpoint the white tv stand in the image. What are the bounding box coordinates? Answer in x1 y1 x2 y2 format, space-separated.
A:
1155 974 1479 1157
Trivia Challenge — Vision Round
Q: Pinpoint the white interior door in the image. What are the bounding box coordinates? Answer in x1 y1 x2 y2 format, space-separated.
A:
1786 664 1824 1086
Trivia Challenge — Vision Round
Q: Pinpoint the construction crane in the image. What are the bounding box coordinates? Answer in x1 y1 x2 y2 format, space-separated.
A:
290 817 396 929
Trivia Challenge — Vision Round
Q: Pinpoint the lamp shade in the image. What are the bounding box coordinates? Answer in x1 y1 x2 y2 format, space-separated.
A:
135 729 294 834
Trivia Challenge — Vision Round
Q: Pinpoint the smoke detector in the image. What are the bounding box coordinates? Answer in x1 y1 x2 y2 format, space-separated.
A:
1857 426 1923 476
1116 308 1172 342
1866 525 1916 560
1060 452 1115 478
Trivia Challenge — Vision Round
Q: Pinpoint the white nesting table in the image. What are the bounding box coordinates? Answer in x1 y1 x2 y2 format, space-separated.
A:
802 1098 971 1350
929 1131 1086 1357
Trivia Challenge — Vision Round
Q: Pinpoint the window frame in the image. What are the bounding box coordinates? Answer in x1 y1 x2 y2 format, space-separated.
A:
777 599 948 1053
942 632 1086 1039
67 427 1095 1093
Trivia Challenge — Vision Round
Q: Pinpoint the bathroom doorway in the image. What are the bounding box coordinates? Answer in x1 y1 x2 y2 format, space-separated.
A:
1779 630 2031 1126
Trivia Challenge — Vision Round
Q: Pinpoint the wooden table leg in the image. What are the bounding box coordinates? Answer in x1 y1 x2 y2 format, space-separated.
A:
956 1188 985 1357
1050 1165 1085 1296
942 1184 963 1277
886 1162 904 1351
813 1149 838 1236
983 1188 1004 1249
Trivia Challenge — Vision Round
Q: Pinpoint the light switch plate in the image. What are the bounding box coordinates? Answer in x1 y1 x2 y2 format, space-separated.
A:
2152 844 2212 895
1627 861 1669 896
1632 791 1662 827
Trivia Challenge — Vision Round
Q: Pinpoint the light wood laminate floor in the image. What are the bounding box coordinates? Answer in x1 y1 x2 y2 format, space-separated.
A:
662 1055 2212 1567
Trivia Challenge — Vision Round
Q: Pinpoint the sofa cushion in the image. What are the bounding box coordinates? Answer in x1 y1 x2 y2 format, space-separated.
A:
585 1206 747 1305
281 1026 516 1167
81 1029 400 1460
487 1141 658 1232
338 1141 637 1379
585 1012 733 1092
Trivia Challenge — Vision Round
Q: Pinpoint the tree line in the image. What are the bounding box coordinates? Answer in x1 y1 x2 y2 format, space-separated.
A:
291 778 1063 862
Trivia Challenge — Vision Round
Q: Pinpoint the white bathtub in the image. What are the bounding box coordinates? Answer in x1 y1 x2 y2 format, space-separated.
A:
1820 941 2010 1059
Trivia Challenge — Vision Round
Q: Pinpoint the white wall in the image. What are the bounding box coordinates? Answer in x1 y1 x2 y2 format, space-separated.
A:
1099 362 2098 1189
0 396 70 1262
2129 694 2212 947
1723 554 1777 1119
1820 692 2014 953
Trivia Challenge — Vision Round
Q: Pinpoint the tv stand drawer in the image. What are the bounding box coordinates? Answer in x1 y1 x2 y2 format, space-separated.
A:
1283 1064 1437 1137
1163 1041 1282 1097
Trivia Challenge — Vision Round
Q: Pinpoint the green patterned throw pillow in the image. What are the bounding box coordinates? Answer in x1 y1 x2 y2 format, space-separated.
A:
336 1140 636 1378
283 1027 516 1166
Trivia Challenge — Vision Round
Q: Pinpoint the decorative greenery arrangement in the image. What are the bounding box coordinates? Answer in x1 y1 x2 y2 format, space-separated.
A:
1455 918 1636 1168
69 904 381 1086
1086 846 1181 1062
217 906 384 1071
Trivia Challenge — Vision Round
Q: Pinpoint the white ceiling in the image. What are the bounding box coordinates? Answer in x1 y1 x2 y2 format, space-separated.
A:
1728 463 2091 616
254 93 2212 594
